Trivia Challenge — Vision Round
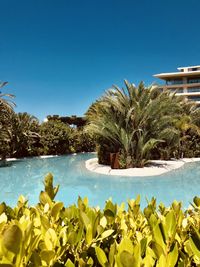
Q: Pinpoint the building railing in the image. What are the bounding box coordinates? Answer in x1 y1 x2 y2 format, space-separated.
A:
166 78 200 85
187 87 200 93
161 82 200 89
188 78 200 83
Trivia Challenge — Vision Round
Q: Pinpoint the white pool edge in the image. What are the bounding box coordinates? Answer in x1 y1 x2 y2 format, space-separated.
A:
85 157 200 177
3 152 96 162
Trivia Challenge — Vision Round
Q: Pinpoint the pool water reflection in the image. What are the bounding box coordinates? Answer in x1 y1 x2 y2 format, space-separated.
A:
0 153 200 208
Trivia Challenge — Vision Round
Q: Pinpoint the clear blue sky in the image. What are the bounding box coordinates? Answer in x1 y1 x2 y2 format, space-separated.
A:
1 0 200 120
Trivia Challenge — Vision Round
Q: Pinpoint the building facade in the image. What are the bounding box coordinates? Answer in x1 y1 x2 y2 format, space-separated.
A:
154 66 200 103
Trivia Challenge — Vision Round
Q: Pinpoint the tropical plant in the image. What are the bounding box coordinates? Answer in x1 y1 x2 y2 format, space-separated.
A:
0 174 200 266
39 120 72 155
86 81 189 167
173 101 200 158
70 127 95 153
47 115 87 128
9 112 40 157
0 81 15 160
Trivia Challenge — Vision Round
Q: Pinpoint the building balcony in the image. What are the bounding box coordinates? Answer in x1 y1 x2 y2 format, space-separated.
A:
162 82 200 89
175 92 200 104
157 88 200 103
176 92 200 96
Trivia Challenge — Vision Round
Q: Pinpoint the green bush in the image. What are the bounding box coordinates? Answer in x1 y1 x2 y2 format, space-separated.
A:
0 174 200 266
39 120 72 155
70 128 95 153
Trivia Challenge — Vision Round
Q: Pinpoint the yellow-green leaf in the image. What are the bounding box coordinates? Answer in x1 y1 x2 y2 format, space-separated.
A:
0 213 7 224
95 247 108 266
3 225 22 254
118 237 133 254
40 250 55 264
39 191 52 206
166 243 178 267
189 236 200 259
100 216 107 228
51 202 64 221
44 228 57 250
65 259 75 267
86 224 93 245
120 251 135 267
101 229 114 239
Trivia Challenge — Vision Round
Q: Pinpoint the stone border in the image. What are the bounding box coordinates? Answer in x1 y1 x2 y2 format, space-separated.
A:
3 152 94 162
85 158 200 177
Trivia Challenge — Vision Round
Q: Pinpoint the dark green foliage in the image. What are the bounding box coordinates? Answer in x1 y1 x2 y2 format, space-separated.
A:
0 82 15 159
0 81 95 159
39 120 72 155
1 79 200 163
97 143 111 165
9 112 40 157
96 138 119 165
70 128 95 153
47 115 87 127
0 111 95 159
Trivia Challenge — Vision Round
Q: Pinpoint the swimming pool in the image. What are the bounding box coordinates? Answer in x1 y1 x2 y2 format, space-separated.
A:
0 153 200 208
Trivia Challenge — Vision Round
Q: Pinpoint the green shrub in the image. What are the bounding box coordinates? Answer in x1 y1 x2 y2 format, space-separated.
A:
39 120 72 155
0 174 200 266
70 128 95 153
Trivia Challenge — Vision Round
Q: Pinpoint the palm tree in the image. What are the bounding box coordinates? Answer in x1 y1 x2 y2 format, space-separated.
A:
173 101 200 158
0 81 15 106
0 82 15 161
86 80 188 168
9 112 40 157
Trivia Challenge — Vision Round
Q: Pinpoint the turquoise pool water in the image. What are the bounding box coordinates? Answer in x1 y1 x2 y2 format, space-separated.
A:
0 153 200 208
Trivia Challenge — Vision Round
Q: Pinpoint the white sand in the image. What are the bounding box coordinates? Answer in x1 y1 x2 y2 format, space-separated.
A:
85 157 200 177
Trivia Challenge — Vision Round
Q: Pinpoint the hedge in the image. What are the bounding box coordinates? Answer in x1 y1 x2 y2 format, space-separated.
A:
0 173 199 266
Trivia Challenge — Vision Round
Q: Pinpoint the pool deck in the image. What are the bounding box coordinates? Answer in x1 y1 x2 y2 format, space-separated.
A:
85 157 200 177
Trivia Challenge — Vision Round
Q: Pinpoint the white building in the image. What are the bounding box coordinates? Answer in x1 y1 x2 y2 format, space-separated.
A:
154 66 200 103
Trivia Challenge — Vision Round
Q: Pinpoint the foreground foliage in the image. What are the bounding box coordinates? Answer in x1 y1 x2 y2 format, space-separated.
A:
0 175 200 266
